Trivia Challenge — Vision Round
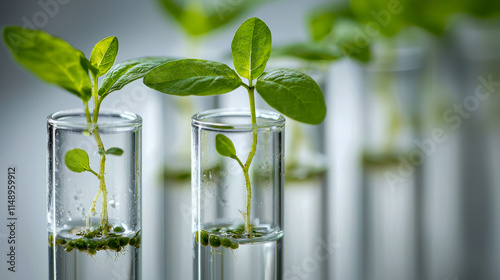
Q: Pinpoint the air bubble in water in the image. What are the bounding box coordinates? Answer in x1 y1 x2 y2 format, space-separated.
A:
109 197 119 208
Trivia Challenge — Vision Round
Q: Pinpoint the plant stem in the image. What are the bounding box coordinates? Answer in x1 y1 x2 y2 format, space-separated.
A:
86 72 109 234
241 80 258 237
84 102 92 123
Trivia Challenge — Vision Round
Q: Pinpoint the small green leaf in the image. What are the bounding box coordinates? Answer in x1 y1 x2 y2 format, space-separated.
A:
65 148 92 173
215 134 238 160
307 4 354 42
309 11 336 42
272 42 343 61
90 36 118 77
231 17 272 80
338 38 370 63
2 26 92 101
350 0 404 37
256 68 326 125
106 147 123 156
144 59 242 96
98 148 106 155
159 0 266 37
99 57 174 98
330 19 371 63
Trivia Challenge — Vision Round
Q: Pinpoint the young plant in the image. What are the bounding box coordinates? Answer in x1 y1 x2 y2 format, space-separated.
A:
3 27 171 249
144 17 326 238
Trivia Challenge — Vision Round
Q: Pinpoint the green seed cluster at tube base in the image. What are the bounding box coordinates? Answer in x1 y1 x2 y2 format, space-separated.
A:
195 230 239 252
48 227 141 256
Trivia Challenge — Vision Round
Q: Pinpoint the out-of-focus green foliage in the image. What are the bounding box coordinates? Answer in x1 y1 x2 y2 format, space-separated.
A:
344 0 500 37
457 0 500 18
272 42 343 61
349 0 454 36
159 0 268 37
272 0 500 63
272 4 371 63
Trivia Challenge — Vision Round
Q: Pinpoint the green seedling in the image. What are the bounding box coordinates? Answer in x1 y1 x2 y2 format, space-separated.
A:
144 17 326 238
3 27 168 240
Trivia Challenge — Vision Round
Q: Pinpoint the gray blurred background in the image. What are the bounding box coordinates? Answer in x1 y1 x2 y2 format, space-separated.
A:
1 0 500 279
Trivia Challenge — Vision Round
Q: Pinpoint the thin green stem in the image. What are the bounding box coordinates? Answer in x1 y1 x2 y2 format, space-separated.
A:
86 188 101 227
235 157 244 170
93 99 102 124
88 169 99 178
92 74 98 108
87 71 109 234
97 151 108 234
84 102 92 123
240 79 258 237
92 73 101 123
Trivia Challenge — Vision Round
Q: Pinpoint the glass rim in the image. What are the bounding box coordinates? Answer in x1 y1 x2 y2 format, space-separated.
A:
47 109 142 129
191 108 286 131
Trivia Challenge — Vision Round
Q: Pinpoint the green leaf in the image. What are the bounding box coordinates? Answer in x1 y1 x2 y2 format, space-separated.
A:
159 0 267 37
338 38 371 63
256 68 326 125
231 17 272 80
99 57 174 97
272 42 343 61
309 11 336 42
90 36 118 77
106 147 123 156
144 59 242 96
2 26 92 101
329 19 371 63
215 134 238 160
350 0 404 37
65 148 92 173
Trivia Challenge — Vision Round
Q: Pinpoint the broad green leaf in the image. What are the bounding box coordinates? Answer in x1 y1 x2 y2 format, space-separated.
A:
350 0 404 37
338 38 370 63
329 19 371 63
106 147 123 156
99 57 174 97
231 17 272 80
308 4 355 41
402 1 454 35
144 59 243 96
65 148 92 173
2 26 91 101
90 36 118 77
215 134 238 160
309 11 336 42
256 68 326 125
159 0 267 37
272 42 343 61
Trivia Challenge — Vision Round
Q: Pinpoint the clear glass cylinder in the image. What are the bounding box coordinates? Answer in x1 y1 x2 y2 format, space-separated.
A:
192 108 285 280
279 66 329 280
47 109 142 280
163 95 216 280
361 46 424 280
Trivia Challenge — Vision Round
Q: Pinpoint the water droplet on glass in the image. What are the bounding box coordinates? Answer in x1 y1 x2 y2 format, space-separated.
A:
109 197 119 208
